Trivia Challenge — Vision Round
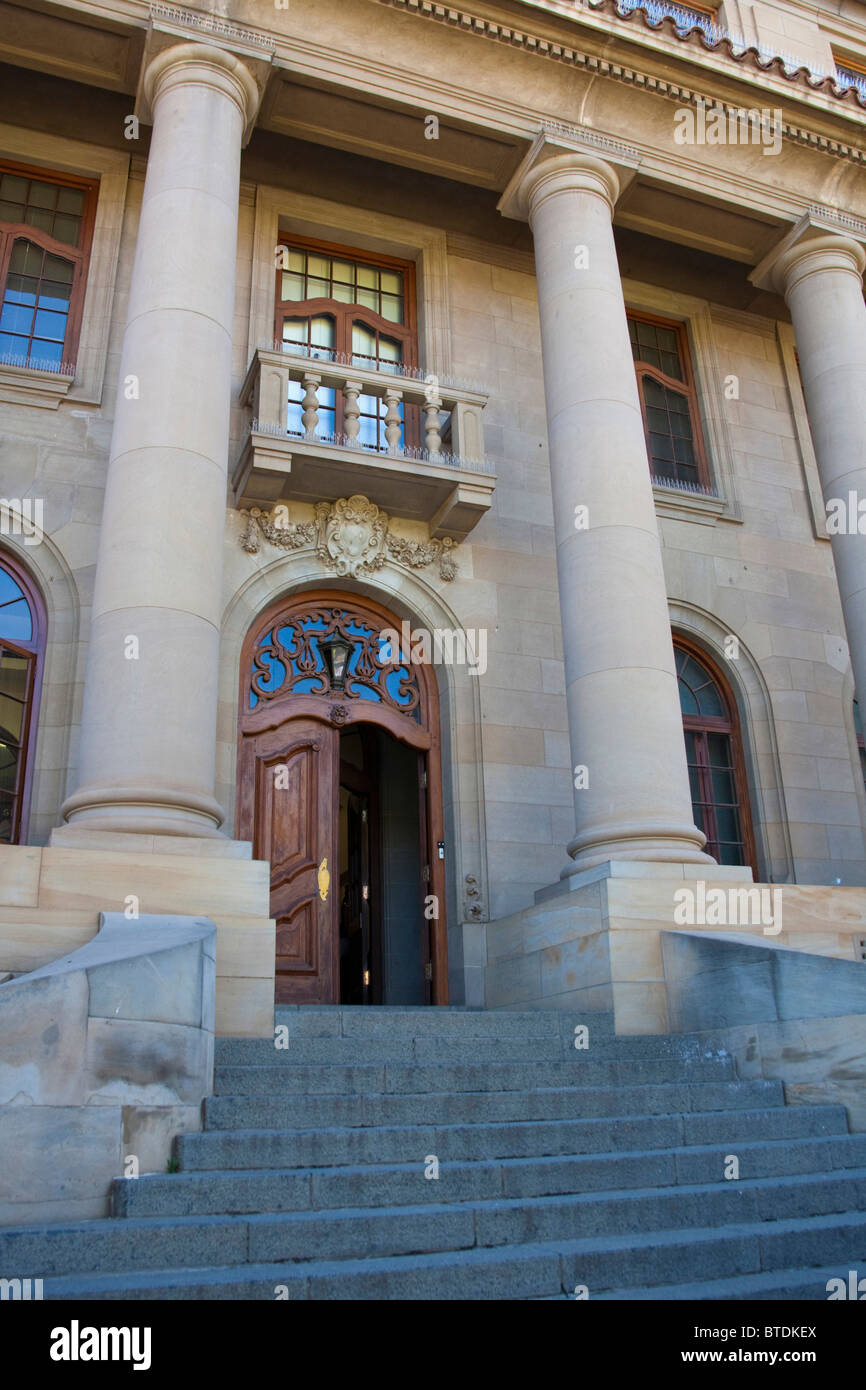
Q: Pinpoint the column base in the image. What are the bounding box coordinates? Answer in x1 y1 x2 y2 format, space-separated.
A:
540 857 752 904
60 786 226 838
565 823 714 873
49 825 252 859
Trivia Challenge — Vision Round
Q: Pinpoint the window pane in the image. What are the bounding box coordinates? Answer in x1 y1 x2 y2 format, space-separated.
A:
0 200 24 222
24 208 53 234
52 214 81 247
29 339 63 367
357 287 378 312
306 276 329 299
357 265 377 288
352 323 376 358
43 255 73 282
0 174 28 202
0 332 29 359
281 273 305 302
332 260 354 285
29 181 58 209
56 186 85 214
306 255 330 278
380 293 403 324
0 573 32 641
282 318 307 345
287 249 305 273
10 241 42 274
33 309 67 340
0 303 34 335
309 315 335 350
378 334 402 364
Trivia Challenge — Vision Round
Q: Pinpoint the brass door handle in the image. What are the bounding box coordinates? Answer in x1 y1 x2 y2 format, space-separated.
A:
317 857 330 902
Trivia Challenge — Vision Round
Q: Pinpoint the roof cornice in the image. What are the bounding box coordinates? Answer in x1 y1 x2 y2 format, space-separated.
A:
376 0 866 166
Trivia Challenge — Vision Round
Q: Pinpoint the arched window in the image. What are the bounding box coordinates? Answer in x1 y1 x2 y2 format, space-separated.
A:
676 639 756 870
0 163 98 370
0 554 44 843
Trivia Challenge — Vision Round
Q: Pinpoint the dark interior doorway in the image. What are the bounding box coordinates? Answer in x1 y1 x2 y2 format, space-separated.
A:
338 726 428 1005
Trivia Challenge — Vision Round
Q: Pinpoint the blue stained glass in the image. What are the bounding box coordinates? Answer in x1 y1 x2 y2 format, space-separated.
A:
0 569 33 642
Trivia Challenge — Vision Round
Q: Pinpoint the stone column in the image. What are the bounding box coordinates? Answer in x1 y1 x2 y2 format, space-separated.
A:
507 152 711 871
773 234 866 708
62 44 260 836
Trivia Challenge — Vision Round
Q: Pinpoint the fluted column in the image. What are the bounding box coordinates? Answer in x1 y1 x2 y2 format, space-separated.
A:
62 44 260 836
507 152 711 871
773 234 866 708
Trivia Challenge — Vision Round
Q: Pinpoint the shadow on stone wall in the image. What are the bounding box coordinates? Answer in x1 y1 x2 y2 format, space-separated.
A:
662 930 866 1132
0 913 216 1226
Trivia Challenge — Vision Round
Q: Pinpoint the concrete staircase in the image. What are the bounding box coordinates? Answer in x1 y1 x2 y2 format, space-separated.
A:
5 1006 866 1300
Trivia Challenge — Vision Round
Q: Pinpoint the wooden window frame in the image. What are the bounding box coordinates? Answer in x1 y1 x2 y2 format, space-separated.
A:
274 234 419 444
0 549 45 845
0 160 99 371
676 636 758 876
628 308 712 489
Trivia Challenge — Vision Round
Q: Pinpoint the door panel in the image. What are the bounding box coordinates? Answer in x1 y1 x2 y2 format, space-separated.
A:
240 718 338 1003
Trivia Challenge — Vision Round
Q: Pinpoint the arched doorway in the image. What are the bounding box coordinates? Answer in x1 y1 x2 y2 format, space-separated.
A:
675 637 757 873
237 591 447 1005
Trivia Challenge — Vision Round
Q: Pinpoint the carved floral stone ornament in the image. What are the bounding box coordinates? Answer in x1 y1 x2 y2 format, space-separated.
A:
240 494 458 582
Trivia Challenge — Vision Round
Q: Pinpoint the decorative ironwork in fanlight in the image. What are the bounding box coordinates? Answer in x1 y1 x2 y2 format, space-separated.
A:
248 607 422 721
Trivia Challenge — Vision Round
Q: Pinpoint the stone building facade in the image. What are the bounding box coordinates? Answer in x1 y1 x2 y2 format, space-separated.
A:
1 0 866 1039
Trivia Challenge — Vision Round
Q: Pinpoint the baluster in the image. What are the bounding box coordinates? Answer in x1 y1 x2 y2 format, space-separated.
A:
384 387 403 454
343 379 362 446
301 372 321 440
424 395 443 457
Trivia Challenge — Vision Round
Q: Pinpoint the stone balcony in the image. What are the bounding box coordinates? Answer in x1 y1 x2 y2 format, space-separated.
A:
232 346 496 541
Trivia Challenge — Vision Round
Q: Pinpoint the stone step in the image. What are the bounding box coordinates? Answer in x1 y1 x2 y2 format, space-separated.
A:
272 1005 607 1039
177 1104 848 1171
595 1263 864 1300
217 1037 568 1064
34 1211 866 1300
111 1133 866 1218
11 1169 866 1277
216 1031 717 1065
212 1056 735 1096
202 1080 785 1131
557 1210 866 1294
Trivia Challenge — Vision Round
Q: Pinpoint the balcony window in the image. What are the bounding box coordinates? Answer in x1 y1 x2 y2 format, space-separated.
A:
0 163 97 372
275 239 417 449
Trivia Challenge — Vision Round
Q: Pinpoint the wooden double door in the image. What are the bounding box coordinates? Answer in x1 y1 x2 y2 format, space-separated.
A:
236 591 448 1005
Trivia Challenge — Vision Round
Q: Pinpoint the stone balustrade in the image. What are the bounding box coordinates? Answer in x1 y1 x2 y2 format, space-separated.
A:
232 346 496 540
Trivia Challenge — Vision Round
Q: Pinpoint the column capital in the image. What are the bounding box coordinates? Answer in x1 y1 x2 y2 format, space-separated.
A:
750 209 866 298
498 125 640 223
141 42 262 142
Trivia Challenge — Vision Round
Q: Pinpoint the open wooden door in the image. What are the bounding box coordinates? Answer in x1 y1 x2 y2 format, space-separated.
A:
238 717 338 1003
